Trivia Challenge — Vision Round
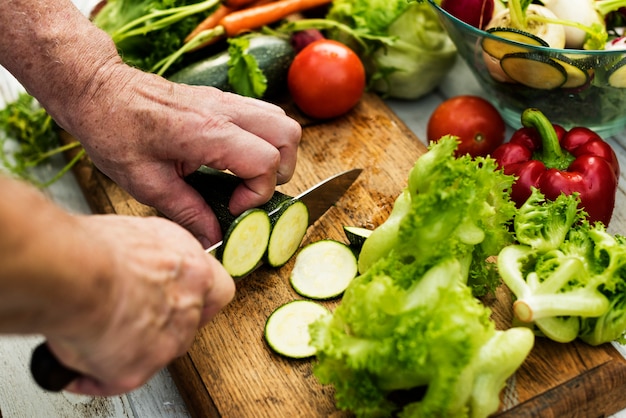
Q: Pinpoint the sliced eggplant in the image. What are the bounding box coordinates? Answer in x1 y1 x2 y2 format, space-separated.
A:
482 27 550 60
500 52 567 90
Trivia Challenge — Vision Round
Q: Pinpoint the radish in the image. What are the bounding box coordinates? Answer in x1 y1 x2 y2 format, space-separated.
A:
541 0 604 49
441 0 494 29
486 2 566 49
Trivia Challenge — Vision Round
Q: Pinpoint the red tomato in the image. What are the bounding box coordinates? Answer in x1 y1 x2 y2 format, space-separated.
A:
427 95 506 158
287 39 366 120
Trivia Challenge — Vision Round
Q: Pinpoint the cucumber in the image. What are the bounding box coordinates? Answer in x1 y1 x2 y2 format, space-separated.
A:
264 300 330 359
185 166 309 274
343 226 373 250
289 240 358 300
482 27 549 60
500 52 567 90
169 34 295 99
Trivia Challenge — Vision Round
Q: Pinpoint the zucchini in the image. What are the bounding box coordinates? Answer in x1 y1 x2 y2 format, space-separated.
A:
185 166 309 274
343 226 373 251
221 208 271 278
482 27 549 60
552 55 591 89
500 52 567 90
266 198 309 267
608 57 626 88
169 34 295 99
264 300 330 359
289 240 358 300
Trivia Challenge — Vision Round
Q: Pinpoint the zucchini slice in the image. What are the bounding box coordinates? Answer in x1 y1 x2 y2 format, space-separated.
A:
264 300 330 359
482 27 549 60
221 208 271 278
608 57 626 88
186 166 310 272
289 240 358 300
552 55 591 89
266 199 309 267
343 226 373 250
500 52 567 90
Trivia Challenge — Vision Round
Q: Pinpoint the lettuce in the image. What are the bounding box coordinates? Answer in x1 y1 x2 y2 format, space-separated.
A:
310 137 533 418
326 0 457 99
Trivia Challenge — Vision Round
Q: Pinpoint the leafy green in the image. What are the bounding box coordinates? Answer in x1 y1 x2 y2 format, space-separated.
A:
358 135 516 297
93 0 219 75
0 93 83 187
227 37 268 98
278 0 457 99
310 137 533 418
498 188 626 345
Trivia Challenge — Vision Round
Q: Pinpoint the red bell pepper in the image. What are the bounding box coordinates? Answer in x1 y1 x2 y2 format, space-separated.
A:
492 108 619 226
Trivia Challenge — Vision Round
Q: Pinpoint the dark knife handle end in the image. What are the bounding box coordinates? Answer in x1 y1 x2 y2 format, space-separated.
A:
31 342 81 392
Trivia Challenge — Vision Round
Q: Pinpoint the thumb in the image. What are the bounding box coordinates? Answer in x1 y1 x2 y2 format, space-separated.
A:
153 181 223 248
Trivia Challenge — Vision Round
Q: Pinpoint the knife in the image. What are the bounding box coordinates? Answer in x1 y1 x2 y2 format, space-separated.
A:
30 168 363 392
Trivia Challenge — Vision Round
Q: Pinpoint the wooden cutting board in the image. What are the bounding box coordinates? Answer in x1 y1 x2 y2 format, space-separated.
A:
63 93 626 417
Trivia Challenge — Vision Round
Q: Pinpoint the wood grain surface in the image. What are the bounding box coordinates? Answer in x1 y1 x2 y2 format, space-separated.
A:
63 93 626 418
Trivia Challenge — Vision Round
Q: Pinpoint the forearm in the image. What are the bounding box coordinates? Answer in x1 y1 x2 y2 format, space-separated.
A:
0 176 106 336
0 0 127 134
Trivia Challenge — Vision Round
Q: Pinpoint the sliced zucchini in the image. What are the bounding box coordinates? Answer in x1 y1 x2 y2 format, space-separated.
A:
185 166 310 272
500 52 567 90
482 27 549 60
264 300 330 359
343 226 373 250
290 240 358 300
552 55 591 89
608 57 626 88
221 208 271 278
265 199 309 267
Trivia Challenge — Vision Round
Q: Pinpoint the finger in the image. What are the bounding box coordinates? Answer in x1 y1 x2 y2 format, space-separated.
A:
216 93 301 184
199 127 282 215
141 178 223 248
199 255 235 327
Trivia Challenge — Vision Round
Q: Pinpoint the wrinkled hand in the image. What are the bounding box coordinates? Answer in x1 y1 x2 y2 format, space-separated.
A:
46 214 235 396
66 64 301 247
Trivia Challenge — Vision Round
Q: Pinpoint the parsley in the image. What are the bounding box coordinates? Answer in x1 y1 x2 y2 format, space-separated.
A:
0 93 84 187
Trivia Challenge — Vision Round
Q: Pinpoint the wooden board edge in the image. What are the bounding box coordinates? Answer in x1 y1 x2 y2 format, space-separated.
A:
168 355 220 418
496 344 626 417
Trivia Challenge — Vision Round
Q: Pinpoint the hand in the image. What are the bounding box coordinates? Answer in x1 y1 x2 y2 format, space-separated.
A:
63 64 301 248
44 214 235 396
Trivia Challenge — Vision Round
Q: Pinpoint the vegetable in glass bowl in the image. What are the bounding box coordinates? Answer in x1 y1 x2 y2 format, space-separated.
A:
427 0 626 136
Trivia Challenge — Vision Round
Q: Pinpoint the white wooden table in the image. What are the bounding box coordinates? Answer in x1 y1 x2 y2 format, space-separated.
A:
3 6 626 416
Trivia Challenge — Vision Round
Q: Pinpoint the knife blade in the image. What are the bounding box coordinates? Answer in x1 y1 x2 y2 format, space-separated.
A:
31 168 363 393
204 168 363 255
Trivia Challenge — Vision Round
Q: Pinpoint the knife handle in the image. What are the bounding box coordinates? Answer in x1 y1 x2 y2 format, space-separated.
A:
31 342 81 392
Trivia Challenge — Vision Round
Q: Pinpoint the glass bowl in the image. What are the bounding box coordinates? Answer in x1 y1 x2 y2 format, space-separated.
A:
429 0 626 137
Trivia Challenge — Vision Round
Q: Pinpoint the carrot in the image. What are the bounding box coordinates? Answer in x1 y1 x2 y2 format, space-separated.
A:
219 0 332 38
185 4 234 43
221 0 263 8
